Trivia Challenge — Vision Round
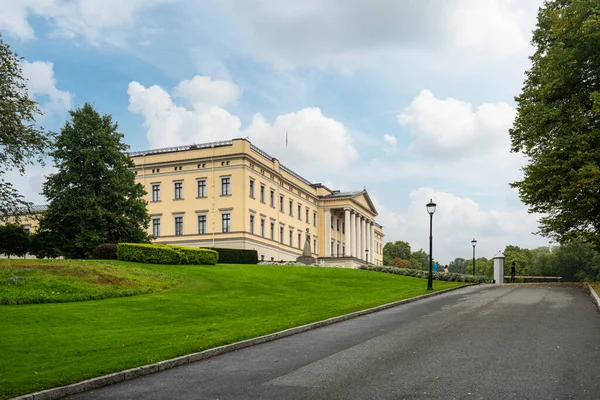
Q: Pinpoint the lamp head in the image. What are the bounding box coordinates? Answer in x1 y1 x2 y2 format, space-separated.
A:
426 199 436 215
471 238 477 247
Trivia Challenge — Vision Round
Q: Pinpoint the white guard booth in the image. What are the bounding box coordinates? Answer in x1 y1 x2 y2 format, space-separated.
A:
493 251 505 284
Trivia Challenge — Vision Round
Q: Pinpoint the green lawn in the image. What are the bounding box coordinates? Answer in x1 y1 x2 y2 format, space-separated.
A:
0 260 465 399
0 259 178 304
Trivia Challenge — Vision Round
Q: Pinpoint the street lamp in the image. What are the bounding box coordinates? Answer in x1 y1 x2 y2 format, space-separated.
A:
426 199 436 291
471 238 477 275
365 248 369 264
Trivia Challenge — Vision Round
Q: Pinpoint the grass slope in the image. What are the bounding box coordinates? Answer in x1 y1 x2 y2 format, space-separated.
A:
591 282 600 297
0 259 178 304
0 260 464 399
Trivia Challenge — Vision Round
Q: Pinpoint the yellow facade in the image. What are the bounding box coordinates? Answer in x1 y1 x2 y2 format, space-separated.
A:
2 206 43 234
130 138 385 265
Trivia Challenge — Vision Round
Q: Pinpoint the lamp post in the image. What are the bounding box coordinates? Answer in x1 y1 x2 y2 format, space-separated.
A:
471 238 477 275
365 248 369 264
426 199 436 291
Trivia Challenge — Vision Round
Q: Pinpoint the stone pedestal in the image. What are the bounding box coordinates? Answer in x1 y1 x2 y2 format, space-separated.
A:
493 251 505 284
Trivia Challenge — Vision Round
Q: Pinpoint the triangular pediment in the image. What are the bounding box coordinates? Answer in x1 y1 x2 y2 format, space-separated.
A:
351 190 378 216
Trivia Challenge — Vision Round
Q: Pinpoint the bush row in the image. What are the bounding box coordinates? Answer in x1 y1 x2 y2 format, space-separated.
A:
359 265 490 284
200 247 258 264
116 243 218 265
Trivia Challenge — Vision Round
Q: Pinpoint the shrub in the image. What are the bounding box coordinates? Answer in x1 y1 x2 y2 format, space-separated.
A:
201 247 258 264
92 244 117 260
358 264 491 284
169 245 219 265
117 243 219 265
117 243 181 264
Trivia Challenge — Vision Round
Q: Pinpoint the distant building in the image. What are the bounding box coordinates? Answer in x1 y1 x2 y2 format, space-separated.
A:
130 138 384 266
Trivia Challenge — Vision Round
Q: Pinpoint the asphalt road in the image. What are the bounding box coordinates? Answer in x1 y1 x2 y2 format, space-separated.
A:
67 285 600 400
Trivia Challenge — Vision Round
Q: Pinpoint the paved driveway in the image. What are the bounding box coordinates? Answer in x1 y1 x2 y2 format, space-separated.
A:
68 285 600 399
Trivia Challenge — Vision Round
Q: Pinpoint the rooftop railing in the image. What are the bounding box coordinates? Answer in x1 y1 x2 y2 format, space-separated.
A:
127 140 233 157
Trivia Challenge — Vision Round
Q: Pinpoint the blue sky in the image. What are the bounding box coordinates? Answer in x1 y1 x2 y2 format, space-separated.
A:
2 0 549 263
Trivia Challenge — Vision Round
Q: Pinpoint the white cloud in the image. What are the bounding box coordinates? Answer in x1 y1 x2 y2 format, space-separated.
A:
373 188 548 264
21 61 72 115
383 134 397 147
245 108 358 173
0 0 170 46
128 76 358 173
214 0 538 69
398 90 516 161
127 81 242 149
173 75 241 109
451 0 531 58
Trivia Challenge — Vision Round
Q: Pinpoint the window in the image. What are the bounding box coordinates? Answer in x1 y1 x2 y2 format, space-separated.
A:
342 222 345 234
342 245 345 256
298 232 302 249
222 213 231 233
331 216 334 229
270 222 275 240
336 243 340 256
221 177 231 195
260 219 265 237
152 218 160 237
250 215 255 234
260 185 265 203
197 179 206 198
289 230 293 246
313 211 317 226
270 189 275 207
174 182 183 200
331 241 334 256
198 215 206 234
289 199 293 216
152 184 161 202
306 208 309 223
175 216 183 236
280 195 284 212
336 219 340 231
297 204 301 220
313 238 317 253
249 179 255 198
280 226 284 244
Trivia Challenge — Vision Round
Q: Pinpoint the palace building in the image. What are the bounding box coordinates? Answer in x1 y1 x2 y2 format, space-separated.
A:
129 138 384 266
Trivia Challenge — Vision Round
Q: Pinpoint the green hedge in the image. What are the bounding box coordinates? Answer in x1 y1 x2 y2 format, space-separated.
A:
200 247 258 264
359 265 490 284
169 245 219 265
117 243 218 265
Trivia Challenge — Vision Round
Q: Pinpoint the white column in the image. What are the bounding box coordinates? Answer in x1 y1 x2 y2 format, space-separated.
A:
370 222 375 264
350 211 356 257
356 214 361 260
364 220 370 262
325 209 331 257
344 208 351 258
359 217 365 261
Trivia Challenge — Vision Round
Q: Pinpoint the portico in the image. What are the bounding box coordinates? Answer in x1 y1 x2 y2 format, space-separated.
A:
319 190 383 266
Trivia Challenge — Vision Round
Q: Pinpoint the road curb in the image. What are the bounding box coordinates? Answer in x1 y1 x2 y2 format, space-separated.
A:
11 284 473 400
587 282 600 312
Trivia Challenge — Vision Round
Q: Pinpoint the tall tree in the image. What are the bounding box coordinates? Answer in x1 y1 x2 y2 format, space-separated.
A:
410 249 429 270
0 33 50 220
0 223 29 258
383 241 412 263
510 0 600 248
39 103 151 258
448 257 467 274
